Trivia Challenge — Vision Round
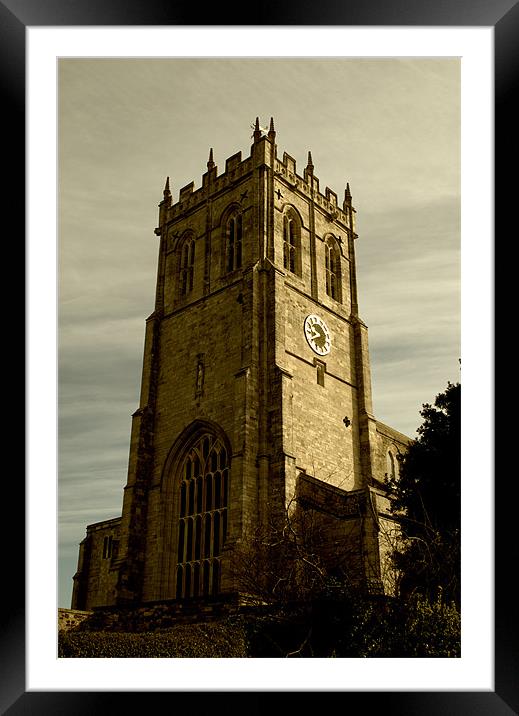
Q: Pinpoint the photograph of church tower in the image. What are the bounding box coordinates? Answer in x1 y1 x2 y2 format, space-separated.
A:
71 118 411 610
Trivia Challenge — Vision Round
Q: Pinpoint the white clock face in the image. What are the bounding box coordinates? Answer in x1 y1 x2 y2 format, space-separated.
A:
304 314 331 356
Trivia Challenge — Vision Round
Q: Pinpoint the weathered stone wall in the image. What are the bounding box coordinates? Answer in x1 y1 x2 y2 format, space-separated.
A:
271 155 364 495
282 288 359 491
374 421 412 485
297 475 376 590
142 275 260 600
74 598 242 633
297 473 401 595
58 608 93 632
72 518 121 609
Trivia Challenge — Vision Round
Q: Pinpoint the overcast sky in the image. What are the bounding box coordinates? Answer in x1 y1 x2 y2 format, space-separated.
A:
58 58 460 607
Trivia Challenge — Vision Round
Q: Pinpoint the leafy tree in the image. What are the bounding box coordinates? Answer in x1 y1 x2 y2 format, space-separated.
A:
388 381 461 607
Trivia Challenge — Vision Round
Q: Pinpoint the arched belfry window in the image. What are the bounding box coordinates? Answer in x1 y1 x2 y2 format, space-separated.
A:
180 235 195 297
283 210 301 276
176 433 229 599
226 212 242 273
325 236 342 302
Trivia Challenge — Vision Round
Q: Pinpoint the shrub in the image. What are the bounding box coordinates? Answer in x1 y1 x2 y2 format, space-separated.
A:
58 620 248 658
58 595 460 658
239 593 460 658
324 593 461 657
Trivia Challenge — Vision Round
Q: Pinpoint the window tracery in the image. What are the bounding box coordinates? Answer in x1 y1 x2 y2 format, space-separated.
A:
176 434 229 598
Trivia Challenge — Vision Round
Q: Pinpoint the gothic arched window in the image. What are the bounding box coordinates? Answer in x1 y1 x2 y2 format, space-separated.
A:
179 236 195 297
176 434 229 599
226 212 242 273
283 210 301 276
386 450 397 481
325 236 342 302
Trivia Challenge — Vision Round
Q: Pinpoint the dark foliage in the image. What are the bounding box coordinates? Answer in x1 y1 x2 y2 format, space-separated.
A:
388 381 461 606
58 621 248 658
58 592 460 658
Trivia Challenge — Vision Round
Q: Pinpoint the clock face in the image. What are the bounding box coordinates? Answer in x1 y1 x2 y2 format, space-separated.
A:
304 314 331 356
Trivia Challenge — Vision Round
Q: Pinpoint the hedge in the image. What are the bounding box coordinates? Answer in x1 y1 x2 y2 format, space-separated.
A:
58 621 248 658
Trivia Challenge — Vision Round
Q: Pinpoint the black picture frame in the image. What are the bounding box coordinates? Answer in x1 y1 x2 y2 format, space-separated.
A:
9 0 509 713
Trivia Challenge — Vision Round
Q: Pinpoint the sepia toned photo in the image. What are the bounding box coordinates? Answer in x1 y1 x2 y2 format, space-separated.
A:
58 57 461 658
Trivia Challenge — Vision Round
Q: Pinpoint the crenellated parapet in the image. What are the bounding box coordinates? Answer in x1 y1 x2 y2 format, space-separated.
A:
156 119 356 234
274 152 354 230
157 154 255 227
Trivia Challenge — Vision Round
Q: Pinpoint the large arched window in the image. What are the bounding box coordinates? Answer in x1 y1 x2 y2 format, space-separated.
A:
325 236 342 302
179 235 195 297
283 209 301 276
226 212 242 273
176 433 229 599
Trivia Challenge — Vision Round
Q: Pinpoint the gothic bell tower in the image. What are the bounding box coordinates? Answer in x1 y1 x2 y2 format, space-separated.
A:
72 119 410 610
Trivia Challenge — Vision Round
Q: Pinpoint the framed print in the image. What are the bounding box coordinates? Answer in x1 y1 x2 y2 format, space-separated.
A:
8 0 512 712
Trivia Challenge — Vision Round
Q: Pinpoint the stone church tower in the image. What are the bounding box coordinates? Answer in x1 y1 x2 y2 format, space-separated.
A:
72 119 410 610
